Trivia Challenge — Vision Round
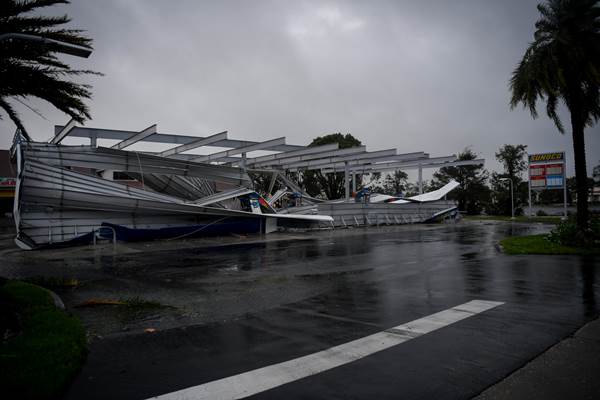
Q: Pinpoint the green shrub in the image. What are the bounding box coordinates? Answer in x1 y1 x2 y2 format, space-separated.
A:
548 218 600 247
548 219 580 246
536 209 548 216
0 281 87 399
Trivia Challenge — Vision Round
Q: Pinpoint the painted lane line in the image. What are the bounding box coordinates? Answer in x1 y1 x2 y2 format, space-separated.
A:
148 300 504 400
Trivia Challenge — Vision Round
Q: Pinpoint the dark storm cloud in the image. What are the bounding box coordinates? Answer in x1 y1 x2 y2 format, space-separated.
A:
2 0 599 176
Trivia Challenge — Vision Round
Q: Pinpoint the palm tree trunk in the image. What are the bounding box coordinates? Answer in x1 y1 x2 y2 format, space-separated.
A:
570 111 589 230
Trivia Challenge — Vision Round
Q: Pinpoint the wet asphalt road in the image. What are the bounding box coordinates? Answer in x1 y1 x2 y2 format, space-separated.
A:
25 221 600 399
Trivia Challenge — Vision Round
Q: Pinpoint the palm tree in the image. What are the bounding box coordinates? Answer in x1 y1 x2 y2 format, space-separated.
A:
0 0 99 139
510 0 600 231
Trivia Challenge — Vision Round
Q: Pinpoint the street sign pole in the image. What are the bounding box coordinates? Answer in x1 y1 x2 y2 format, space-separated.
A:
563 156 567 219
528 151 566 218
528 154 532 217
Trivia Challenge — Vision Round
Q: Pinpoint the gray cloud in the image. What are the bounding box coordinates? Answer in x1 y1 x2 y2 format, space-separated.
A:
2 0 599 179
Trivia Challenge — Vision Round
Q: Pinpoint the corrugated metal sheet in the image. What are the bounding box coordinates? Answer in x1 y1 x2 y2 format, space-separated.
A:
13 143 332 249
22 142 251 185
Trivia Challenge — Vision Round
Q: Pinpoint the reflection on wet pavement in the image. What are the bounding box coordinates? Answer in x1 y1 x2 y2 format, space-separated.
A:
0 221 592 340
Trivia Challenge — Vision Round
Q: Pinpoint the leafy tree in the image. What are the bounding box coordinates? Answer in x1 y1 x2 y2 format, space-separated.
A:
301 133 362 199
489 145 529 215
431 148 489 214
488 173 529 216
366 170 408 196
495 144 528 181
510 0 600 231
0 0 100 139
381 170 408 196
365 172 384 193
405 180 434 197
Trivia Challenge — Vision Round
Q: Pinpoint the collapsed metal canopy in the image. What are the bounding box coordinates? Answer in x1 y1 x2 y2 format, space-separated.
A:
11 121 482 250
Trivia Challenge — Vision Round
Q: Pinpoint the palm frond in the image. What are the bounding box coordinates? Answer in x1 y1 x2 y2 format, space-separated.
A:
0 97 30 139
510 0 600 133
545 92 564 133
0 0 99 133
0 1 70 18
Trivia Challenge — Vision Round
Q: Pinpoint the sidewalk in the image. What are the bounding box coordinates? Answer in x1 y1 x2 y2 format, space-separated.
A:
475 317 600 400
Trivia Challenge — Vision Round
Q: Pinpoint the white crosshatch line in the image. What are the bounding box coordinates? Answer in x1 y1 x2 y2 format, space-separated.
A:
147 299 504 400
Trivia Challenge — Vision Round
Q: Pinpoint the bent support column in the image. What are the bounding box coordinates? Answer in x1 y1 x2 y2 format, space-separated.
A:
345 161 350 201
418 163 423 194
267 171 278 196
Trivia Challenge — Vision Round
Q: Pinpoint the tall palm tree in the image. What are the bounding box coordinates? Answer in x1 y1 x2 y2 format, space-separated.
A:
0 0 99 139
510 0 600 231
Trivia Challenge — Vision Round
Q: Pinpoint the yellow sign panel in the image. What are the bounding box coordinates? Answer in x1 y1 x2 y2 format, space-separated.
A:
528 152 564 163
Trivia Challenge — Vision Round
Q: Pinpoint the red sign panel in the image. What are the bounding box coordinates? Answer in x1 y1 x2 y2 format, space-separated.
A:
528 152 565 191
0 177 16 188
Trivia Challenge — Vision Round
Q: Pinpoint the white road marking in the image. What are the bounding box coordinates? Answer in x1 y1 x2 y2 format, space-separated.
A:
148 300 504 400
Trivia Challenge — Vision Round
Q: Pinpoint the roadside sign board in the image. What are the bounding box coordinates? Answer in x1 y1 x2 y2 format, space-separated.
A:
528 152 565 191
0 177 16 187
0 177 16 198
528 152 564 163
528 151 566 217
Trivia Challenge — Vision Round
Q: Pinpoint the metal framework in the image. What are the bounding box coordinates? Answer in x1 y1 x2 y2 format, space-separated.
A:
286 151 431 172
111 124 157 150
50 118 77 144
243 143 339 166
318 155 460 174
158 131 228 157
191 137 286 163
56 125 303 152
50 122 485 199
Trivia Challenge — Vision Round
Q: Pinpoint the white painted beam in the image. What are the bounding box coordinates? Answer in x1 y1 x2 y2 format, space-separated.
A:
281 149 397 170
191 137 286 162
251 146 367 168
50 118 77 144
243 143 340 166
287 153 432 173
111 124 157 150
349 155 457 171
158 131 228 157
56 126 303 152
319 158 484 174
283 149 433 171
285 151 429 172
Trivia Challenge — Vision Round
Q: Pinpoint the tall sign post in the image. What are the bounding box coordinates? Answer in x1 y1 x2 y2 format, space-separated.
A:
528 152 567 218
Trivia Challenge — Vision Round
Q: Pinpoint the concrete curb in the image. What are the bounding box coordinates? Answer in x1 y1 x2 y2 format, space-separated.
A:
46 288 66 310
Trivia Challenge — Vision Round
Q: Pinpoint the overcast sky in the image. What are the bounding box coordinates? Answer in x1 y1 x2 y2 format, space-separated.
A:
2 0 599 180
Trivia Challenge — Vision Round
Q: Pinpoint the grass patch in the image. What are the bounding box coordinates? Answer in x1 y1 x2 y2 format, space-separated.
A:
0 281 86 399
500 234 600 255
464 215 562 224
